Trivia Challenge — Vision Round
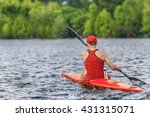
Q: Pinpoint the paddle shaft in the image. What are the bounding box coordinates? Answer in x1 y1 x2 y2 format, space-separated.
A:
119 70 131 79
67 26 88 47
67 26 146 85
119 70 147 85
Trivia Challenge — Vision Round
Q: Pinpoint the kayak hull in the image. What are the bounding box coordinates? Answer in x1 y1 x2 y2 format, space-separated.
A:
61 73 144 93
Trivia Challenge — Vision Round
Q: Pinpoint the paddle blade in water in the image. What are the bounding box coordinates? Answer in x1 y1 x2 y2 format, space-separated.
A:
129 77 147 85
119 70 147 85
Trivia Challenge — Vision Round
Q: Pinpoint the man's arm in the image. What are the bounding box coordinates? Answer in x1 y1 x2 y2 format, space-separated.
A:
103 53 120 71
81 51 87 79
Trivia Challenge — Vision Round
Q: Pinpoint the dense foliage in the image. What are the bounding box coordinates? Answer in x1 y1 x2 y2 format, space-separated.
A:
0 0 149 39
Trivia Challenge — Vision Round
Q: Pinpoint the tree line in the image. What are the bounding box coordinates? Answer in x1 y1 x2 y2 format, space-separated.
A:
0 0 149 39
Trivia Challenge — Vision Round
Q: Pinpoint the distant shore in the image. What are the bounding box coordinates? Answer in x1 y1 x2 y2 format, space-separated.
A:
0 0 150 39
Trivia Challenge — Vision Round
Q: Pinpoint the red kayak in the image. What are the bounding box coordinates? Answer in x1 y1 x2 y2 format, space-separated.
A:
61 73 144 93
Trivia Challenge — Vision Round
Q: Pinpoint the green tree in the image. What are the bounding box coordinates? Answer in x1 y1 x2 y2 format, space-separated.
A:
19 0 32 17
52 15 66 38
29 2 57 38
95 9 114 38
0 13 4 37
96 0 125 15
114 5 126 37
84 20 92 37
114 0 144 37
60 6 86 37
70 10 87 34
84 3 98 36
12 16 32 38
80 0 91 10
142 0 150 34
0 0 146 39
66 0 82 8
0 16 13 38
60 6 77 24
2 23 11 38
1 0 20 17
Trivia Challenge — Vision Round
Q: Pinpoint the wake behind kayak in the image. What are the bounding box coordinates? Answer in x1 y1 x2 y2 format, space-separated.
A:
61 73 144 93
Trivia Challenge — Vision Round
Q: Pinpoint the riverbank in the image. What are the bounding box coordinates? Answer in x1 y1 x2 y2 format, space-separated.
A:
0 0 150 39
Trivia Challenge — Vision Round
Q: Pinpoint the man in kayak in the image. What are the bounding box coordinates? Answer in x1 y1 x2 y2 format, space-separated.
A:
81 35 120 83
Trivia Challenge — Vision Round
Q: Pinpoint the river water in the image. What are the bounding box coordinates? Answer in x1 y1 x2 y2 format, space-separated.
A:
0 39 150 100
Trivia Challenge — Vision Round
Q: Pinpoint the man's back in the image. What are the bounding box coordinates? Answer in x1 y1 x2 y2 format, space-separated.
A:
83 49 105 80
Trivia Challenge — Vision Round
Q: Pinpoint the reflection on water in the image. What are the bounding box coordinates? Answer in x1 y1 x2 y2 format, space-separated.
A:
0 39 150 100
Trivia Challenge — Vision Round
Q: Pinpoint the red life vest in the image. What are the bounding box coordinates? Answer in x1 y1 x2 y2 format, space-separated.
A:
84 49 104 81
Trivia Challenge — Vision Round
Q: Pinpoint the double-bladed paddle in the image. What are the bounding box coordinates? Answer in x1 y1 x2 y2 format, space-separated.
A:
119 70 147 85
67 26 147 85
67 26 87 47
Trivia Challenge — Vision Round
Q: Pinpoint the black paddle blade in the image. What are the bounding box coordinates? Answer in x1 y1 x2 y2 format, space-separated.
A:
67 26 88 47
129 77 147 85
119 70 147 85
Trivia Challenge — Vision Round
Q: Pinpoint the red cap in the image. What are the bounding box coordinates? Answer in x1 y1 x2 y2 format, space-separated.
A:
87 35 97 44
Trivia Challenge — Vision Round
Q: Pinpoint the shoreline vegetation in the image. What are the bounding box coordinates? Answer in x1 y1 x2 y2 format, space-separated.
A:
0 0 150 39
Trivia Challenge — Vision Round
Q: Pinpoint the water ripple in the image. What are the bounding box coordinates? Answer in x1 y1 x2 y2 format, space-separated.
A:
0 39 150 100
